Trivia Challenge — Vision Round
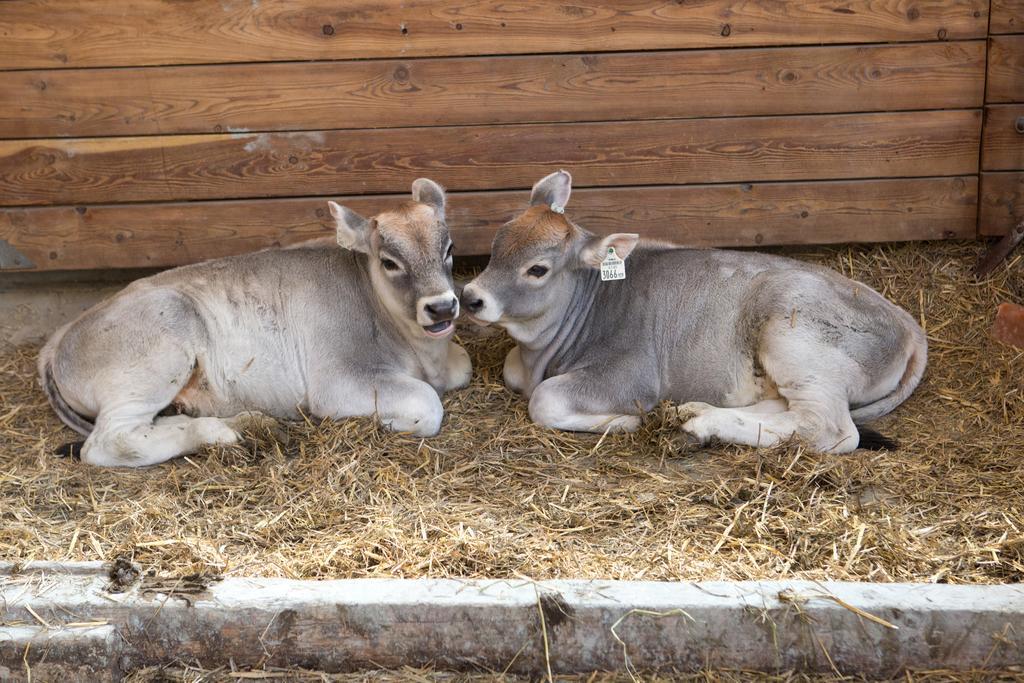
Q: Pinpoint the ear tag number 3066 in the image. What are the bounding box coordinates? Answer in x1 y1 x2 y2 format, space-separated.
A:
600 247 626 282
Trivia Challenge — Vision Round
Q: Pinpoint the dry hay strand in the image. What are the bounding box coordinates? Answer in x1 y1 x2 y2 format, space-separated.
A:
0 241 1021 584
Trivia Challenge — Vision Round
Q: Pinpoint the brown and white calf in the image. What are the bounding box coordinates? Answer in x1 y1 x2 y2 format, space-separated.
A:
39 179 470 467
461 171 926 453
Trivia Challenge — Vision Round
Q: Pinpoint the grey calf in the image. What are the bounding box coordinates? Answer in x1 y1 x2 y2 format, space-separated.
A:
39 179 470 467
462 170 925 453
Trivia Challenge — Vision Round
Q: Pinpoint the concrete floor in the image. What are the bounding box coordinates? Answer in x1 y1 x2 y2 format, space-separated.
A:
0 271 150 345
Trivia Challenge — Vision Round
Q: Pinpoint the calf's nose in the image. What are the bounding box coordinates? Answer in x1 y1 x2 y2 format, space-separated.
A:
463 295 485 313
424 297 458 321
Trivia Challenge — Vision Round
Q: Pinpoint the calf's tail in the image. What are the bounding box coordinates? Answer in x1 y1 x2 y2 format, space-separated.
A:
856 426 899 451
38 326 94 437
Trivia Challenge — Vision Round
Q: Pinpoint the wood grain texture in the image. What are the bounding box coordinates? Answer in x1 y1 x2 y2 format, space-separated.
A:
982 105 1024 171
980 172 1024 235
0 42 986 139
0 177 978 270
0 0 988 70
0 111 982 207
987 36 1024 103
992 0 1024 33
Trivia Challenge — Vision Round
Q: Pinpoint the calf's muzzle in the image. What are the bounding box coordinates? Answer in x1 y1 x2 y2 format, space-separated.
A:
418 292 459 337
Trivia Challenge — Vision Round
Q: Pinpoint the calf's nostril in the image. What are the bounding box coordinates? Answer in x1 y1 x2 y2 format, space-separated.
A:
466 298 484 313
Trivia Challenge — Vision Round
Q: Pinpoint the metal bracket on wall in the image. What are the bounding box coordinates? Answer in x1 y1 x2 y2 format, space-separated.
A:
0 240 36 270
975 220 1024 280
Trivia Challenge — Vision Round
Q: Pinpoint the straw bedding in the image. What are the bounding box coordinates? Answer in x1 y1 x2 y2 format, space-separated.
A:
123 665 1024 682
1 241 1021 585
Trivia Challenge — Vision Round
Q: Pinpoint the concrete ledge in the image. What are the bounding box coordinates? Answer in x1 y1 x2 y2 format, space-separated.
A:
1 562 1022 681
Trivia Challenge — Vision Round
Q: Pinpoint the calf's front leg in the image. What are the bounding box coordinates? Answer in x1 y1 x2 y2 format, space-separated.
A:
315 374 445 437
445 342 472 391
379 378 445 436
502 345 527 394
528 373 642 433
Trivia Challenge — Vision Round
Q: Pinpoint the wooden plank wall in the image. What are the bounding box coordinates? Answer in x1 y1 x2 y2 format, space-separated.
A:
982 2 1024 236
0 1 996 271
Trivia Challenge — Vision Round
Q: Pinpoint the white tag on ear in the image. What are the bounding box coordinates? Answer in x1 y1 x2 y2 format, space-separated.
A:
600 247 626 281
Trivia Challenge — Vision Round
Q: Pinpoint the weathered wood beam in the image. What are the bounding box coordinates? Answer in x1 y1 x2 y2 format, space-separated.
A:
0 42 985 139
2 562 1023 681
0 111 982 206
0 1 989 70
0 178 979 271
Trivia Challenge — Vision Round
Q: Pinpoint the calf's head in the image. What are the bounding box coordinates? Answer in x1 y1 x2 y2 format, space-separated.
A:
329 178 458 338
461 170 638 342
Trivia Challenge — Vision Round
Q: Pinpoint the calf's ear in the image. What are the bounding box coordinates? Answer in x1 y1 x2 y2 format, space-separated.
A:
529 169 572 213
412 178 446 220
578 232 640 269
328 201 374 253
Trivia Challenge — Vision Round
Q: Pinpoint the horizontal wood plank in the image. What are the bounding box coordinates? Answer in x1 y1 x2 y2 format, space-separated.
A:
980 172 1024 235
0 111 982 207
982 105 1024 170
987 35 1024 103
0 1 989 70
0 42 986 139
0 177 978 270
992 0 1024 33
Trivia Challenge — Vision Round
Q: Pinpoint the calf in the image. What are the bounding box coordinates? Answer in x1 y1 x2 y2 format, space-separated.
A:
39 179 471 467
461 171 926 453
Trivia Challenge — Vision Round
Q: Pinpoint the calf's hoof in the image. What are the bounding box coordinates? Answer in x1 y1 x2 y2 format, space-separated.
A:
227 411 290 445
672 403 714 449
676 425 708 450
194 417 243 446
384 404 444 437
675 401 714 424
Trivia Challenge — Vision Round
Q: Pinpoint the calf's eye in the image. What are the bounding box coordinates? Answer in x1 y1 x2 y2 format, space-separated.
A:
445 243 454 260
381 258 401 272
527 264 549 278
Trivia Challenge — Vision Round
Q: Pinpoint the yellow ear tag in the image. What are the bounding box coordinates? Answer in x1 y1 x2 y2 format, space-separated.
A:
600 246 626 282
